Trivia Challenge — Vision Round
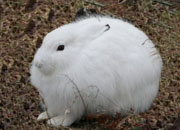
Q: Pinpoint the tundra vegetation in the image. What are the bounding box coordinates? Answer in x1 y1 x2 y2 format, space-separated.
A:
0 0 179 129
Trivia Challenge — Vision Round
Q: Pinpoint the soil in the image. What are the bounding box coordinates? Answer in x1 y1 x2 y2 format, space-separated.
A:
0 0 180 130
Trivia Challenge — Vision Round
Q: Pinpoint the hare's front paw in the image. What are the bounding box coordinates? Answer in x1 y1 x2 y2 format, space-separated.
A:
37 111 48 121
47 115 75 127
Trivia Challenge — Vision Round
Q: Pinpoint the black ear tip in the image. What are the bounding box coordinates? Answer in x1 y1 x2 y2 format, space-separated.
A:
76 8 86 16
74 8 97 20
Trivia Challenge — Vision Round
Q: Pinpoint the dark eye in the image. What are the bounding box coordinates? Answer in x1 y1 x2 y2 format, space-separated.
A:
57 45 64 51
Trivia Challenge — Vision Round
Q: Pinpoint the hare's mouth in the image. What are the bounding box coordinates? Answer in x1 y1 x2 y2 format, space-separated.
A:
32 62 55 76
35 62 43 69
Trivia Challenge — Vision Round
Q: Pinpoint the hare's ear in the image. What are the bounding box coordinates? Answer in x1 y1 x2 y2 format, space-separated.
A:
74 8 97 20
80 23 110 41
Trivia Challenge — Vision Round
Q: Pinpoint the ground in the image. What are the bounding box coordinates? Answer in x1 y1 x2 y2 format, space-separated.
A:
0 0 180 130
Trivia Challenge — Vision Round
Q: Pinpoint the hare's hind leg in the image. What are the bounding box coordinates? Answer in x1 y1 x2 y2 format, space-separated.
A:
47 115 75 127
37 111 48 121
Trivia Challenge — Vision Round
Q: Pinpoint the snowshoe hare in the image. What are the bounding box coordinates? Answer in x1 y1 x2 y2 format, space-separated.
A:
30 15 162 127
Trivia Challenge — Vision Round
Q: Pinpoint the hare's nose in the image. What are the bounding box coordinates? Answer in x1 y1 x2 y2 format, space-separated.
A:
34 61 43 69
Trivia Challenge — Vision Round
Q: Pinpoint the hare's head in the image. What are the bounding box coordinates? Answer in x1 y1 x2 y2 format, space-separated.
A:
31 17 110 76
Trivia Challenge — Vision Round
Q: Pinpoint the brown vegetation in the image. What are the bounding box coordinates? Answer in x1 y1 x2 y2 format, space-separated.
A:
0 0 180 129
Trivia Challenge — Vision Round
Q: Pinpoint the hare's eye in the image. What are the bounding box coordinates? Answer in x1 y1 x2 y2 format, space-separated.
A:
57 45 64 51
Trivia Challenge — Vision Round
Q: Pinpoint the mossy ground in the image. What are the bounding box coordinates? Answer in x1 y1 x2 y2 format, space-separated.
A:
0 0 180 129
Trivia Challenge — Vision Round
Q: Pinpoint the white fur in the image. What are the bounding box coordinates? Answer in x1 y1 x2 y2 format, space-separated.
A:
30 16 162 127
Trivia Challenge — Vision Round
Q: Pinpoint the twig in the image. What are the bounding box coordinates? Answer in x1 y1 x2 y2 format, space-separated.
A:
119 0 127 4
84 0 105 7
151 51 159 56
116 109 136 129
142 39 150 45
39 94 50 130
158 22 173 29
64 74 88 115
152 0 173 6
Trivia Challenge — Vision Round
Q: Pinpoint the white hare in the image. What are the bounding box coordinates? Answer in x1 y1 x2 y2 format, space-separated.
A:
30 15 162 127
